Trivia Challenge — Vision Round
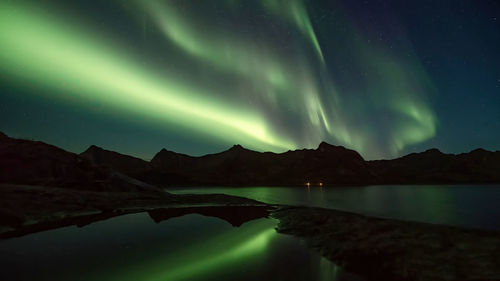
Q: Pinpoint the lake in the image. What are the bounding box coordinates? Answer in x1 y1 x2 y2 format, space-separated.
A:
0 211 363 281
169 185 500 230
1 184 498 281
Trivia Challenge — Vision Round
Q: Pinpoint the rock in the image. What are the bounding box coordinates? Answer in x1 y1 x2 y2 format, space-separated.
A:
273 206 500 281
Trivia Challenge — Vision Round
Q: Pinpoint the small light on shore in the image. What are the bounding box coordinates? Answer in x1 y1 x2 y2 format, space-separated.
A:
319 182 323 187
306 182 310 187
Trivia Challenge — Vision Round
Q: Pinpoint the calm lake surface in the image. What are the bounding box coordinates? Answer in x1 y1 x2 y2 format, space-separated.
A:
0 213 363 281
169 185 500 230
1 185 498 281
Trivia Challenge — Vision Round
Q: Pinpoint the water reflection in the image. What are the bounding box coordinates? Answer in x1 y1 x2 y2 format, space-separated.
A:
149 205 270 227
169 185 500 230
0 205 271 239
131 220 277 281
0 210 364 281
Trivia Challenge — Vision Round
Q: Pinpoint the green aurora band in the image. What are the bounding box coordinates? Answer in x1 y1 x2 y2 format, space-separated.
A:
0 0 437 159
0 2 296 152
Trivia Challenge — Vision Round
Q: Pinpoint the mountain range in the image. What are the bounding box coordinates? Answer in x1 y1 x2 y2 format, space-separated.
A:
80 137 500 186
1 131 499 188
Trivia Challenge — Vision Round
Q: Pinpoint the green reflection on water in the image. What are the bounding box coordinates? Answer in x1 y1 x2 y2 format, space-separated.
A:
93 218 278 281
148 229 275 281
1 211 358 281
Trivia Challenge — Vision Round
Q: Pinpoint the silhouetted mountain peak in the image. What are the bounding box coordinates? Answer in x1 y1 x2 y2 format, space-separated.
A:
469 148 488 154
83 144 104 153
155 148 189 158
423 148 442 154
0 131 8 139
80 144 150 176
317 141 339 151
150 148 194 171
152 149 173 162
313 141 366 163
228 144 247 152
317 141 355 154
217 144 253 156
400 148 444 161
153 148 177 158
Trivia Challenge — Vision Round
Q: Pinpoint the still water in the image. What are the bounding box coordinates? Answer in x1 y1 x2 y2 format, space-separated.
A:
0 212 363 281
169 185 500 230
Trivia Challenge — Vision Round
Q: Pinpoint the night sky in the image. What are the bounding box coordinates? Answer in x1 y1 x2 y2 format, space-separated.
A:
0 0 498 160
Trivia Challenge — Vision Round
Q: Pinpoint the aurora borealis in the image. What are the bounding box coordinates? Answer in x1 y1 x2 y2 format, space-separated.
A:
1 0 499 159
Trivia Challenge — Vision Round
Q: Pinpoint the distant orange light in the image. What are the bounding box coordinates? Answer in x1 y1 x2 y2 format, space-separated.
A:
306 182 310 187
319 182 323 187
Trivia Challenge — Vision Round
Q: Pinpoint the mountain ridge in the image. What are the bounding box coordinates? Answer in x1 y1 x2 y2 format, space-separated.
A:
77 136 500 186
2 131 499 187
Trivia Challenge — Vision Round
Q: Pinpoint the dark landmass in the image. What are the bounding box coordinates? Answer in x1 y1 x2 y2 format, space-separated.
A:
2 131 500 187
2 131 500 281
81 142 375 186
147 142 376 185
79 135 500 185
0 132 158 192
273 206 500 281
369 148 500 184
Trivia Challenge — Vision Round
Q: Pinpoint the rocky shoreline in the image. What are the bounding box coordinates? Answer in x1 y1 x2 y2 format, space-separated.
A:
273 206 500 281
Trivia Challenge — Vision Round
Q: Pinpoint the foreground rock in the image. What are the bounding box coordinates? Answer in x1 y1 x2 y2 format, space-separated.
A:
273 207 500 281
0 184 264 238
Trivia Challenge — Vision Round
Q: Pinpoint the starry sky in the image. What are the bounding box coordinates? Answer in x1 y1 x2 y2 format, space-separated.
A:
0 0 498 160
